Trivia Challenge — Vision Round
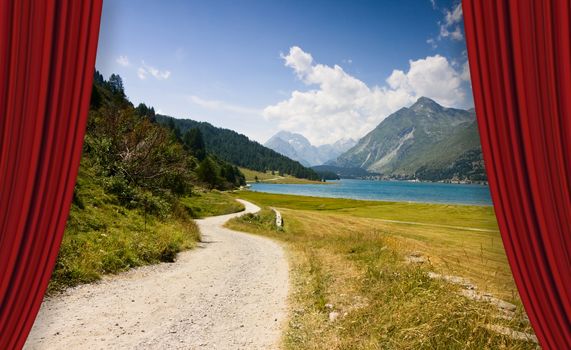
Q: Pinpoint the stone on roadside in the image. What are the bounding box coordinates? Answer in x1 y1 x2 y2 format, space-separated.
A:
328 311 340 322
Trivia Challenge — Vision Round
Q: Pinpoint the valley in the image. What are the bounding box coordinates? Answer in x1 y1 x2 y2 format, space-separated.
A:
265 97 487 183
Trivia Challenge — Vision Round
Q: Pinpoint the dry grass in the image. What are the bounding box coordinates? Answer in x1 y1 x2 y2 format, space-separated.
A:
226 193 536 349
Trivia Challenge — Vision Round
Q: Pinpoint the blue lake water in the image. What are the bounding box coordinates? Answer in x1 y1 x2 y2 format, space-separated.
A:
250 179 493 206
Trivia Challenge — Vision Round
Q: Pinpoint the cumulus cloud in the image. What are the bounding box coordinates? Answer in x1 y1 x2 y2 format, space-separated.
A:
137 62 171 80
116 55 130 67
263 46 471 145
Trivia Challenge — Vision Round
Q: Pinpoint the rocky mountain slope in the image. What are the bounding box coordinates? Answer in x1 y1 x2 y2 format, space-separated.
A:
331 97 486 181
265 131 355 166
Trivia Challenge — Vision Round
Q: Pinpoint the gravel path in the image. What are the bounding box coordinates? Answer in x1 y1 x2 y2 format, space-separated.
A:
25 200 289 350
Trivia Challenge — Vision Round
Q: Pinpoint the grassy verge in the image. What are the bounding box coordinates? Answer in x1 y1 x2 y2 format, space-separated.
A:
239 167 326 184
226 192 535 349
49 169 243 293
233 191 513 299
179 190 245 218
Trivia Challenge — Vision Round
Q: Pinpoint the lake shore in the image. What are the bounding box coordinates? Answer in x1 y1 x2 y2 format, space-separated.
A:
248 178 492 206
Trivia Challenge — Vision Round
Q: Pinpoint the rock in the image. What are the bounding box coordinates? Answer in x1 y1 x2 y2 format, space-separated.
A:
489 297 517 312
405 252 427 264
485 324 538 343
427 272 475 289
328 312 340 322
324 303 334 309
459 290 517 312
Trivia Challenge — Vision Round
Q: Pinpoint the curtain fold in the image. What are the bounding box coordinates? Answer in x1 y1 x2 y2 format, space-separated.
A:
0 1 103 349
463 1 571 349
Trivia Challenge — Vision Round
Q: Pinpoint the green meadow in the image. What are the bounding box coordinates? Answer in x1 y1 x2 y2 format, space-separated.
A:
49 166 243 293
227 191 535 349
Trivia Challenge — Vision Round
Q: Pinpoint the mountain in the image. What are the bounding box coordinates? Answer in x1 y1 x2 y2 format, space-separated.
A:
332 97 486 182
312 165 378 179
155 116 320 181
264 131 356 166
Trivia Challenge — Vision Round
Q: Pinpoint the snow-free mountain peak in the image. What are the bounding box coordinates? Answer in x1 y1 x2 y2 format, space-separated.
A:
410 96 444 114
331 97 485 181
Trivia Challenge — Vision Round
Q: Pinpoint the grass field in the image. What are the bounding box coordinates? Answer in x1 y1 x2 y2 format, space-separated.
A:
50 168 244 293
179 190 245 218
227 191 535 349
239 167 326 184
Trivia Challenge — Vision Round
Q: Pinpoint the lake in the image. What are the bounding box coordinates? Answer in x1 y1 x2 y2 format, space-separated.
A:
250 179 493 205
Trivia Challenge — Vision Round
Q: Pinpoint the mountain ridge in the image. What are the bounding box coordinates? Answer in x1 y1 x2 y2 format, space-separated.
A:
155 116 321 180
331 97 486 182
264 131 356 166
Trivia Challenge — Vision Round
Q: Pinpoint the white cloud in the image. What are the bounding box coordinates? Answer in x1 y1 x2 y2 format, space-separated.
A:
116 55 130 67
461 61 471 81
263 46 471 145
188 95 261 115
137 67 147 80
430 0 437 9
444 3 463 26
137 62 171 80
427 38 437 49
438 3 464 41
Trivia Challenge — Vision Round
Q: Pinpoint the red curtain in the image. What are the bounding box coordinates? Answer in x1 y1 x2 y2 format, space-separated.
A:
463 1 571 349
0 1 102 349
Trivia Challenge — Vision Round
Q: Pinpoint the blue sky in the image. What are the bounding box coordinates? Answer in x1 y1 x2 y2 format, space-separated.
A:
96 0 471 145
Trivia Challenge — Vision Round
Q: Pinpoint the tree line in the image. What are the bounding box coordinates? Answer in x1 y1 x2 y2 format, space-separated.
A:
155 115 321 181
86 71 245 216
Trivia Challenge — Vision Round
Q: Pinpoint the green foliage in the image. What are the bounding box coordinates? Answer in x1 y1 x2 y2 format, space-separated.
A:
108 73 125 96
197 157 220 189
313 169 340 180
415 149 487 182
135 102 156 122
335 97 487 182
50 165 200 293
179 191 245 219
183 127 206 160
50 71 248 292
155 115 321 181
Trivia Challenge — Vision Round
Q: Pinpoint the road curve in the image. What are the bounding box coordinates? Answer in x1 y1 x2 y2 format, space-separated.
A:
25 199 289 350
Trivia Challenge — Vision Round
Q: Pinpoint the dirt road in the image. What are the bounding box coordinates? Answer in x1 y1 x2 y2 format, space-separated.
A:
25 200 289 350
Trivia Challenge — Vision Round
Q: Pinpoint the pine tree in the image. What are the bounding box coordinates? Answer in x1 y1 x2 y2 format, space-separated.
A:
183 128 206 160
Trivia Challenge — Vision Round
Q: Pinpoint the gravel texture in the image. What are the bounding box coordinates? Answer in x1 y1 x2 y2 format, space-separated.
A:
25 200 289 350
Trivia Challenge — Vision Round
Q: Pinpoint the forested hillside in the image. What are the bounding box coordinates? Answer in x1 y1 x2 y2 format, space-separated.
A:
155 115 320 181
52 72 245 291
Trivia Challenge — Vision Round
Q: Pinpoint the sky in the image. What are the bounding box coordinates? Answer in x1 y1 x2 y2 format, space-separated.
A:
96 0 471 146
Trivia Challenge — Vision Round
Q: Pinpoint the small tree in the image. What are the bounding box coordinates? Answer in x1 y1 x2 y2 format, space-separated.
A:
197 157 219 189
108 74 125 96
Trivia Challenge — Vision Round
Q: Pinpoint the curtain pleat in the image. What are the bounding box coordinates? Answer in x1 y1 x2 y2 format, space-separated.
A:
0 1 103 349
463 1 571 348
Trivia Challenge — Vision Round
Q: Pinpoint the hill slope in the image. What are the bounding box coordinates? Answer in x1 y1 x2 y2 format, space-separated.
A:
332 97 486 181
156 116 320 180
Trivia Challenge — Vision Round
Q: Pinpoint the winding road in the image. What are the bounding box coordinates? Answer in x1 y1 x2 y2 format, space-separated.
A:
25 200 289 350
